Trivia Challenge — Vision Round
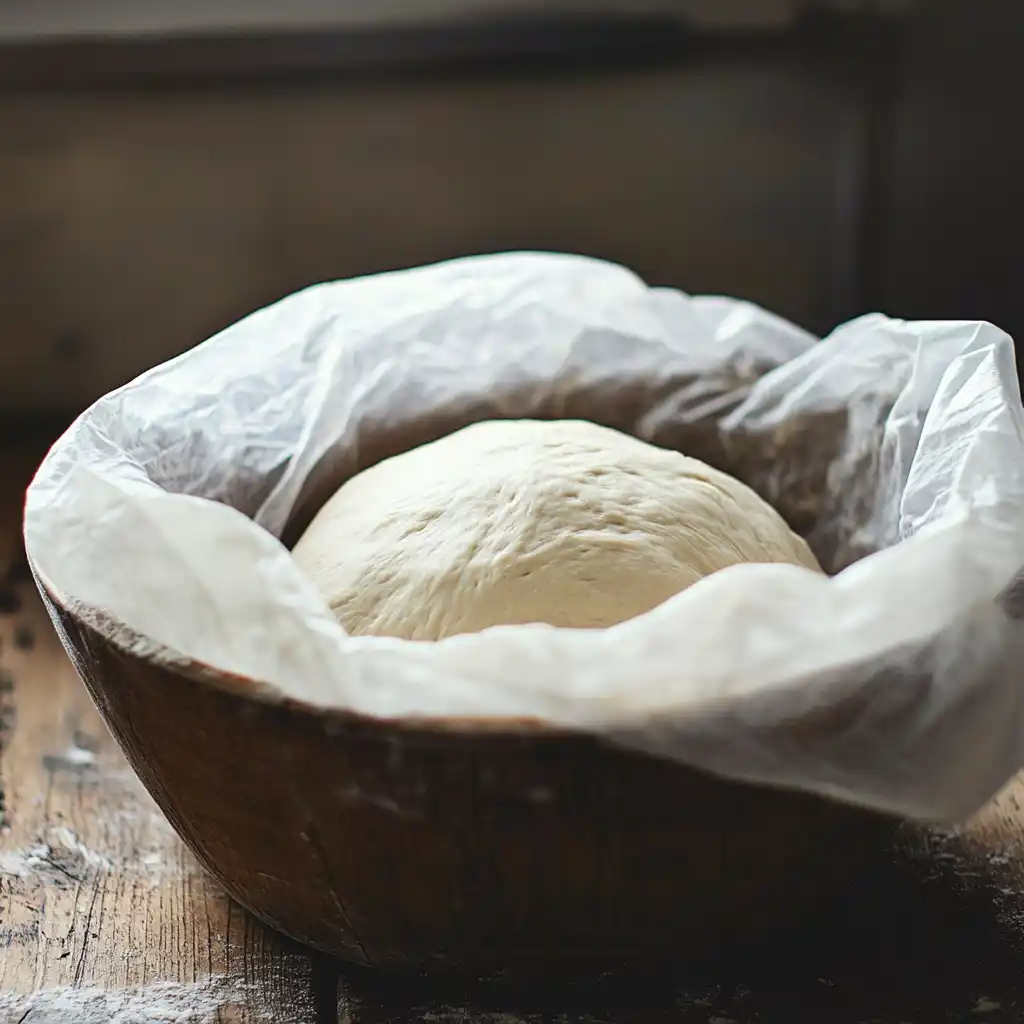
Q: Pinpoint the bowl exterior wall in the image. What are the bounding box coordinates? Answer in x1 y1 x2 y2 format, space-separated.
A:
42 583 895 972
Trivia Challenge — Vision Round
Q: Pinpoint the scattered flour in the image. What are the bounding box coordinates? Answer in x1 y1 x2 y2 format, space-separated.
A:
60 742 97 767
972 997 1003 1015
0 828 112 879
48 827 113 871
0 843 51 878
0 979 240 1024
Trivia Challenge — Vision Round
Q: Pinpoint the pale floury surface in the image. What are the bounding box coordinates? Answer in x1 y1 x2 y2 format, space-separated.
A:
291 419 823 641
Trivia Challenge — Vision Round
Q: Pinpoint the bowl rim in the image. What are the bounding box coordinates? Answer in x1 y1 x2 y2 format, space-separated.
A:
31 554 571 739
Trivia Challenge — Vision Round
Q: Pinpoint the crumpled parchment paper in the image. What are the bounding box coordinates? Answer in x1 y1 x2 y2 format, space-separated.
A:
24 253 1024 823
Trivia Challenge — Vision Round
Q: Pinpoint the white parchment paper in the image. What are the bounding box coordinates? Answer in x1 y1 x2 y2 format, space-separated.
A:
24 253 1024 823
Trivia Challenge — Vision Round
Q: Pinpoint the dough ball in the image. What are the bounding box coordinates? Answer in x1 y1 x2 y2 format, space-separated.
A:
292 419 823 641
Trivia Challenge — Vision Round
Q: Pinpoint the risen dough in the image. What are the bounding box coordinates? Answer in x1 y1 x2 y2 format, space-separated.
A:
292 419 822 641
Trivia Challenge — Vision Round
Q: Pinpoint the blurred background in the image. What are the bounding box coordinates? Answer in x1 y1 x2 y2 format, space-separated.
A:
0 0 1020 423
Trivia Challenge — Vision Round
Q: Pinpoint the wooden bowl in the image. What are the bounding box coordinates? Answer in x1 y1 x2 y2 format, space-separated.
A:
38 578 896 975
30 375 896 974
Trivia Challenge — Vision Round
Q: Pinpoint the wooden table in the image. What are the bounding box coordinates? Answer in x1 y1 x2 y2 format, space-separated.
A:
3 436 1024 1023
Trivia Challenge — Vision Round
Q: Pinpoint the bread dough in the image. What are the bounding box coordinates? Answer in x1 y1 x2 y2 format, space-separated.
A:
292 419 823 641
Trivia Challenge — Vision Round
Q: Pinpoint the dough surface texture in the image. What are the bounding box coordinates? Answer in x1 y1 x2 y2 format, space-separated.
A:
291 419 823 641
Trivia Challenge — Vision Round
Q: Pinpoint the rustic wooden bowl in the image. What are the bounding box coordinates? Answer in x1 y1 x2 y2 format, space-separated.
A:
36 575 896 975
30 379 897 975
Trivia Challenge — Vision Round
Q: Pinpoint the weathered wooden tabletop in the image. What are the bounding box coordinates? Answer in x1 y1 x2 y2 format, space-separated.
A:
3 436 1024 1024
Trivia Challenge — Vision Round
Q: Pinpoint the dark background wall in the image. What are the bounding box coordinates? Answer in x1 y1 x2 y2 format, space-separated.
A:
882 0 1024 339
0 1 1020 417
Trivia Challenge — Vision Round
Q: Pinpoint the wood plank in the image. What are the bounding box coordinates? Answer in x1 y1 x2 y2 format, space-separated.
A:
0 0 801 43
0 18 695 90
0 441 323 1024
